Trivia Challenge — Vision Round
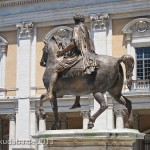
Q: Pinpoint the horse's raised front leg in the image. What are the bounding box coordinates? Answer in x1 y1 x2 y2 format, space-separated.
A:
39 93 47 119
88 92 108 129
51 92 60 130
70 96 81 109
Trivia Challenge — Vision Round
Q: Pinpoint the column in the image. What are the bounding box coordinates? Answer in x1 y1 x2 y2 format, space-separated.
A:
30 109 38 149
114 110 124 129
16 22 33 140
9 114 16 141
30 27 37 96
90 13 110 55
0 119 2 150
8 114 16 150
133 113 140 150
30 110 38 135
38 115 46 150
80 111 90 129
39 115 46 131
106 101 114 129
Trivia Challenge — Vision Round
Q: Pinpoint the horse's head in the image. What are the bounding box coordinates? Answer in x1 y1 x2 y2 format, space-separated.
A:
40 42 48 67
40 36 67 67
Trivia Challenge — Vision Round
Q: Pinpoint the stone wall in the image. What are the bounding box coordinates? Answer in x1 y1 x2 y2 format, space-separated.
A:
1 30 17 96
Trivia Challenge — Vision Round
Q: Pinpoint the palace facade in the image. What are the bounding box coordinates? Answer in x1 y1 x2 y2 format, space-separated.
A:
0 0 150 149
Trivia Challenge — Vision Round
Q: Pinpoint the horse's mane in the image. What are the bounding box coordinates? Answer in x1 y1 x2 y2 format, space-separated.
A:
51 36 67 49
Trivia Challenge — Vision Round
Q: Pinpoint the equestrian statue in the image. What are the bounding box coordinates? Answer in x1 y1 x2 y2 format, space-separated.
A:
39 14 134 129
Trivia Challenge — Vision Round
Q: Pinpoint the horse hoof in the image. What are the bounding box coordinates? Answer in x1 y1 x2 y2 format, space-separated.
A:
51 125 56 130
51 122 61 130
124 123 130 128
42 113 48 119
88 122 94 129
70 103 81 109
124 121 133 128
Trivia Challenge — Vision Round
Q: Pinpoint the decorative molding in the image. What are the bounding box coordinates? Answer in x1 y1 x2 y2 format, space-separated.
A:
80 111 90 119
114 110 125 117
122 18 150 47
16 22 33 39
0 36 8 55
136 21 148 33
1 1 150 31
0 0 50 8
44 26 72 44
90 13 109 31
8 114 16 121
123 18 150 34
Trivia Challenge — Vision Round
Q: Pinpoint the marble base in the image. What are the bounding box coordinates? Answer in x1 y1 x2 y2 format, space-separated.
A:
32 129 144 150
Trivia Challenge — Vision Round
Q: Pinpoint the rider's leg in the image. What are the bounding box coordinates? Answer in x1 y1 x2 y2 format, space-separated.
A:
42 71 58 101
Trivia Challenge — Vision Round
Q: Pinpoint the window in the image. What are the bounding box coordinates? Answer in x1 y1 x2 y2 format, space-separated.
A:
136 47 150 80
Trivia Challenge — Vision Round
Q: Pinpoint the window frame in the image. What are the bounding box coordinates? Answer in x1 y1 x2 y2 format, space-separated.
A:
136 47 150 80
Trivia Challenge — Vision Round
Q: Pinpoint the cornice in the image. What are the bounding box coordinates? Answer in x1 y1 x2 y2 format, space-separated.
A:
0 0 150 31
0 0 50 8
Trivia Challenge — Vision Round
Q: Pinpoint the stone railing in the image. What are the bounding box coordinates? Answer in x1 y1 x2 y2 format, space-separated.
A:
132 79 150 90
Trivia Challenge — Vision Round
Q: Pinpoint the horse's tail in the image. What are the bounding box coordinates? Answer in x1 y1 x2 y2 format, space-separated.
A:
117 55 134 90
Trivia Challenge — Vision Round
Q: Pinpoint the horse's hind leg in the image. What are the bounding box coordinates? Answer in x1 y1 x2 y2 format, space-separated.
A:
88 92 108 129
108 91 133 128
70 96 81 109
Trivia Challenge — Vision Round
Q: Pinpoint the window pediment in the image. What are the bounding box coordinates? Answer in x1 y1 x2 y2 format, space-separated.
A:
123 18 150 47
44 26 72 45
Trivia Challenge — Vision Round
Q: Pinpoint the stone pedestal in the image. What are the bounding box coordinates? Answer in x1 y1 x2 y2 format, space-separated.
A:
33 129 144 150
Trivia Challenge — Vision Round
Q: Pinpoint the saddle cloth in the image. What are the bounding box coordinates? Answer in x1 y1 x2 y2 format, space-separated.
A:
59 58 96 78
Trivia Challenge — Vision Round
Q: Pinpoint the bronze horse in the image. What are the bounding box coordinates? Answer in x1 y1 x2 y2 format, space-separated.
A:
40 36 134 129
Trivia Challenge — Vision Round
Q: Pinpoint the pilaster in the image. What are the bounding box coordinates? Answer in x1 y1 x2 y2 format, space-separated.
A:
8 114 16 141
133 113 140 150
106 102 114 129
80 111 90 129
114 110 124 129
90 13 110 55
39 115 46 132
8 114 16 150
16 22 33 141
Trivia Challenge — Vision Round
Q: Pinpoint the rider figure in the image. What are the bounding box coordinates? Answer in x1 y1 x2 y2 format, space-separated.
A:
43 14 97 101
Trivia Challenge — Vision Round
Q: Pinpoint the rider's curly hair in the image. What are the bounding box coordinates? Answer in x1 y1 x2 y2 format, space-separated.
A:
73 14 85 23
